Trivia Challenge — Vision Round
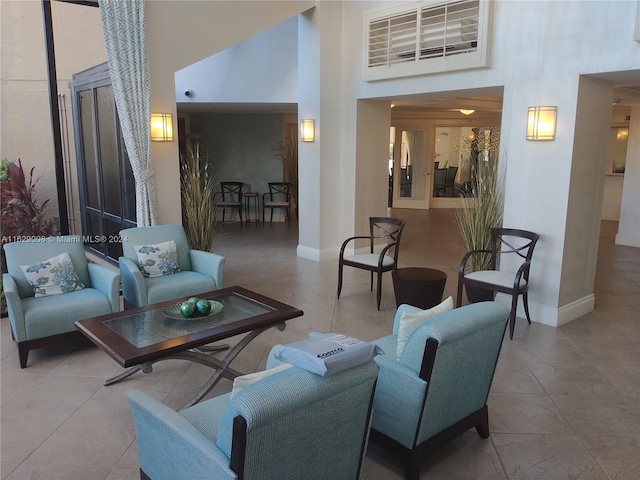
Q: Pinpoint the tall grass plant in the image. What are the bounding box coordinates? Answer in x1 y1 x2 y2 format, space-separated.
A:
455 157 504 272
180 145 219 252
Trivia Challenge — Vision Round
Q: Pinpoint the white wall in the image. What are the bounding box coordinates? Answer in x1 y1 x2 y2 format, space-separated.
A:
175 17 298 105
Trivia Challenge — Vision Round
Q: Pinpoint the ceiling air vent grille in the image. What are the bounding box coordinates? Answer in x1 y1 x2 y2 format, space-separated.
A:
365 0 492 81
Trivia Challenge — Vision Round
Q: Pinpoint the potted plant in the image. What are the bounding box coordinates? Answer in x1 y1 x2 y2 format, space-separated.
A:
454 147 504 303
274 137 298 217
180 144 219 252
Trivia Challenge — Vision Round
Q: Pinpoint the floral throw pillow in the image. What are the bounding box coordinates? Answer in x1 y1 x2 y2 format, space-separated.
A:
20 252 85 297
134 240 180 278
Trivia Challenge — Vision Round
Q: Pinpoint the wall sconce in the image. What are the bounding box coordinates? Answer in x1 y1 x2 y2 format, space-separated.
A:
527 106 557 141
459 109 475 116
151 113 173 142
301 119 315 142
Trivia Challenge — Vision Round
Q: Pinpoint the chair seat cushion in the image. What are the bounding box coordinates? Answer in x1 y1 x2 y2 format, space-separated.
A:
343 254 394 268
145 270 217 305
22 288 112 340
465 270 527 289
181 392 231 443
264 201 289 207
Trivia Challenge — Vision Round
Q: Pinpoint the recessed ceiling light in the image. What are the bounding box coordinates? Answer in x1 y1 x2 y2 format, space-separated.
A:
459 109 475 115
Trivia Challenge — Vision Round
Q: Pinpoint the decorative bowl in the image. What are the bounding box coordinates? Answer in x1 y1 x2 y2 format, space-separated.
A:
163 300 223 320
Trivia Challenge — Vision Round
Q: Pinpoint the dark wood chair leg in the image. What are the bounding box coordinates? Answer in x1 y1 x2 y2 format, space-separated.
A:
404 451 421 480
337 263 344 298
475 405 490 438
376 272 383 310
18 343 29 369
370 272 374 292
508 307 516 340
238 206 243 225
523 292 532 324
456 279 464 307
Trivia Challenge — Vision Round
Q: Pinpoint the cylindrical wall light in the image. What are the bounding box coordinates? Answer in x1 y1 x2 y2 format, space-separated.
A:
301 119 315 142
526 106 557 141
151 113 174 141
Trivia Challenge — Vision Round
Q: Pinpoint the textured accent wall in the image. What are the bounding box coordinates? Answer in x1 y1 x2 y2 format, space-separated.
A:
190 113 284 197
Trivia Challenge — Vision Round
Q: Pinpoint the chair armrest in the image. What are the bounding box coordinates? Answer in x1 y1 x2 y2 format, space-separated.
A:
87 263 120 312
392 304 424 335
2 274 26 342
119 257 147 308
127 390 235 480
458 249 493 275
190 250 225 289
339 235 370 258
372 355 427 447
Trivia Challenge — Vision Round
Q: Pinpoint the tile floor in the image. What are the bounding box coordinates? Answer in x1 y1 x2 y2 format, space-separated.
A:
1 209 638 480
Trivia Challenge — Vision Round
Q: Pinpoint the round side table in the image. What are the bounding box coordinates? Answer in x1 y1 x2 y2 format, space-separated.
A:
392 267 447 310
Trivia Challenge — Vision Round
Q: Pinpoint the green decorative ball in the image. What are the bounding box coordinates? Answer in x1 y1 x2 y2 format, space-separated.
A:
180 302 195 317
196 299 211 315
187 297 200 306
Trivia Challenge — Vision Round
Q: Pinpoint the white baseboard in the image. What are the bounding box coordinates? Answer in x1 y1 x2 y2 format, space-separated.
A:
615 233 640 248
494 293 595 327
296 245 340 262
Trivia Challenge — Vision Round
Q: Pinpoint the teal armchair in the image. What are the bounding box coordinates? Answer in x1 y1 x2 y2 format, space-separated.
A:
127 360 379 480
369 302 509 480
3 235 120 368
119 224 225 308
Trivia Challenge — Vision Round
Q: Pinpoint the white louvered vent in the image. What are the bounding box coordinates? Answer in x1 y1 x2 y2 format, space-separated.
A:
365 0 492 81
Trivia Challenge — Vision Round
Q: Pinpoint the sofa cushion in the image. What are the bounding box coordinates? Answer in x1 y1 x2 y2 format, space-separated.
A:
396 296 454 360
20 252 85 297
231 363 293 399
134 240 180 278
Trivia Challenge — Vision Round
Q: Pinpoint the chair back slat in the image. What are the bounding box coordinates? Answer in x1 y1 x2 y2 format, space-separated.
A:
219 182 243 202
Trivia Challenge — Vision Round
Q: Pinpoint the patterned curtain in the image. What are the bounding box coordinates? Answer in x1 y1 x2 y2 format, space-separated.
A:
99 0 157 226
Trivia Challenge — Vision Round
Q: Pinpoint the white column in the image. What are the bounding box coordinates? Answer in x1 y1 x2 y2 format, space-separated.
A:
616 105 640 247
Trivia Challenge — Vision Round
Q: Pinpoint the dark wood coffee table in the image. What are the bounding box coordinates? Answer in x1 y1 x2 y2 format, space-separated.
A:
75 286 303 408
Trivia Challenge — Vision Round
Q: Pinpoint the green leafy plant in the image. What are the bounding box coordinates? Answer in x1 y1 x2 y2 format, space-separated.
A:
1 159 58 241
180 145 219 252
455 157 504 272
274 137 298 210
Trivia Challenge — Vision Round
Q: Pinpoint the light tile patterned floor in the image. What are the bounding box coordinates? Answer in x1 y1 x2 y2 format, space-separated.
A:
1 210 638 479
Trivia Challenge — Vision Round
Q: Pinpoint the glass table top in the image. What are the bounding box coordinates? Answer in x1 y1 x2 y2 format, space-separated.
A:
103 292 276 348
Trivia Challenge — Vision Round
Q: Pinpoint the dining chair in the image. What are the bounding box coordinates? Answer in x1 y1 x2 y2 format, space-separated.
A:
445 166 458 196
433 168 447 197
214 182 244 224
262 182 292 226
337 217 406 310
456 228 540 339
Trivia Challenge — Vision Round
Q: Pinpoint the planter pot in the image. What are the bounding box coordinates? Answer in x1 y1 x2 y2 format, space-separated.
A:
465 284 495 303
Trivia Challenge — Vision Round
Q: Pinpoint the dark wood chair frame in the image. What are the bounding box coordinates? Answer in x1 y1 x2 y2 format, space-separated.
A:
369 324 507 480
433 168 447 197
214 182 244 224
337 217 406 310
262 182 292 226
445 166 458 196
456 228 540 339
